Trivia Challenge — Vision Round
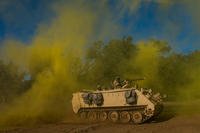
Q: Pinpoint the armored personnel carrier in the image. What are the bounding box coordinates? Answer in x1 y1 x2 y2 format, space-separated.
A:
71 79 164 124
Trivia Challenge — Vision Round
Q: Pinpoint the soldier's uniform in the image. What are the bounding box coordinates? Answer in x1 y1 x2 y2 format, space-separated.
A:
97 84 102 91
113 77 122 89
122 80 129 88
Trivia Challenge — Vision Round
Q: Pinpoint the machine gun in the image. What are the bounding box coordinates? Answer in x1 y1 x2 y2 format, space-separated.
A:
128 77 145 82
123 77 145 88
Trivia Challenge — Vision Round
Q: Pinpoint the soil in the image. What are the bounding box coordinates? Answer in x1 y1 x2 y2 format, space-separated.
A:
1 103 200 133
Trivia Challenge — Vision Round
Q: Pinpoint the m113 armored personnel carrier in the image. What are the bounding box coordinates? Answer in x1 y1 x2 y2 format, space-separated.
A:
71 79 164 124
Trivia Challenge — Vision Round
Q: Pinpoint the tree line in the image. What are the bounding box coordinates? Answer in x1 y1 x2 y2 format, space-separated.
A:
0 37 199 102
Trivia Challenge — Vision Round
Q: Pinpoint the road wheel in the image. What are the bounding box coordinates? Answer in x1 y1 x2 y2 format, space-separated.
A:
99 111 107 122
79 111 87 120
87 111 97 122
108 111 119 123
120 111 131 123
132 112 143 124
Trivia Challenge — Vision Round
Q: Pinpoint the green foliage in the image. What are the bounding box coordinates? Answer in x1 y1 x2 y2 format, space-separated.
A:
79 37 200 101
0 61 29 103
0 37 200 102
82 37 137 87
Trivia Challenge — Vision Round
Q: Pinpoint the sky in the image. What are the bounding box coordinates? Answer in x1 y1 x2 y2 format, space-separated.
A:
0 0 199 53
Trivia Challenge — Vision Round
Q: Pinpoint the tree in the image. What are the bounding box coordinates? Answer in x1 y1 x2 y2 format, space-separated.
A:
0 61 28 103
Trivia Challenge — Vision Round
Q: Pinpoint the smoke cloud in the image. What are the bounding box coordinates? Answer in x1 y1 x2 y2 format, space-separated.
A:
0 1 97 126
0 0 199 127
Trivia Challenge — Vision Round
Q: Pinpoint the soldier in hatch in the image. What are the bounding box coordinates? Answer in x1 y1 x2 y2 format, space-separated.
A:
122 80 129 88
113 77 122 89
97 84 102 91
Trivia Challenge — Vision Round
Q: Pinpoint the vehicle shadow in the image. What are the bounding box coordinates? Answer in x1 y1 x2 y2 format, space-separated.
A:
147 104 177 123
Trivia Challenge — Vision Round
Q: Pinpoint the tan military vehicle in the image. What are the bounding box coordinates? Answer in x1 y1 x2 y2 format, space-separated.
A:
72 80 164 124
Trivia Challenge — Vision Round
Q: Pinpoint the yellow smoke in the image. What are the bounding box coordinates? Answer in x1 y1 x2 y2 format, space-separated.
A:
0 3 96 126
125 40 162 90
178 59 200 101
174 63 200 114
126 40 200 115
0 0 199 127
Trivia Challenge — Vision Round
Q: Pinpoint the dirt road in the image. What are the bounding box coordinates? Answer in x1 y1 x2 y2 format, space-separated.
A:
1 103 200 133
1 114 200 133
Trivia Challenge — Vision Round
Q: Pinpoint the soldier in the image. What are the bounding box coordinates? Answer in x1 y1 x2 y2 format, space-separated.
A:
97 84 102 91
113 77 122 89
122 80 129 88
